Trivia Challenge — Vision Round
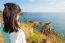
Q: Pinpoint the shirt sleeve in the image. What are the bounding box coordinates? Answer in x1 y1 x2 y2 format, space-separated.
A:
15 29 26 43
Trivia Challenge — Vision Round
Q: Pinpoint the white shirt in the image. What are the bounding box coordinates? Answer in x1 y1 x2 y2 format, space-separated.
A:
10 29 26 43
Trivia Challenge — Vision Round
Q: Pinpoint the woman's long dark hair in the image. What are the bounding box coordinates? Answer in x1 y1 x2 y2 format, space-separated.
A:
3 3 21 33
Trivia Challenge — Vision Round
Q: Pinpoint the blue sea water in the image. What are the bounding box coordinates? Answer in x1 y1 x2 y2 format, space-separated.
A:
19 12 65 38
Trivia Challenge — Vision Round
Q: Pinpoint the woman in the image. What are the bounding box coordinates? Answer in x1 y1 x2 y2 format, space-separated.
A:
2 3 26 43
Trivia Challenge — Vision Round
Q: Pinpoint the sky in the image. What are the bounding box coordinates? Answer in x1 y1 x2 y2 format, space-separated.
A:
0 0 65 12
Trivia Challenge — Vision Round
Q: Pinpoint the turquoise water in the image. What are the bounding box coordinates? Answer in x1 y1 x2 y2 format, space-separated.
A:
19 12 65 37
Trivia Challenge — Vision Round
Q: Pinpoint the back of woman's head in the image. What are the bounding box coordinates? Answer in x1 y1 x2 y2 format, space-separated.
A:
3 3 21 33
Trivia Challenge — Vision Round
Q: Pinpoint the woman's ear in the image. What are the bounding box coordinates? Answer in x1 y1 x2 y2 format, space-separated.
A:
16 14 20 20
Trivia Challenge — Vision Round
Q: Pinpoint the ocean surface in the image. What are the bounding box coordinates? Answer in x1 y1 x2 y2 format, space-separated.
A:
19 12 65 38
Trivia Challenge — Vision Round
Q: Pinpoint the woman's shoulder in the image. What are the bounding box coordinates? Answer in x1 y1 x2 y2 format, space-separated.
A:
10 28 25 37
18 28 25 34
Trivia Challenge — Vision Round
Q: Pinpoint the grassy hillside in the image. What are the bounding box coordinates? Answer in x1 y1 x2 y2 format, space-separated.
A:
0 12 2 16
0 12 65 43
0 12 3 23
18 21 64 43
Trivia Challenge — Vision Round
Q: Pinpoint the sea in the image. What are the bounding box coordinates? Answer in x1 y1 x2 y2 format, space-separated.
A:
19 12 65 38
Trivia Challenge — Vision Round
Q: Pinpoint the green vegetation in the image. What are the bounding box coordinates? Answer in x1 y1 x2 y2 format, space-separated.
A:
0 12 3 23
18 20 64 43
0 12 65 43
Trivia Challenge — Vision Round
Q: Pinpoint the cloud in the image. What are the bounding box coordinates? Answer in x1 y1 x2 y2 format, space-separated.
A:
22 0 65 12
